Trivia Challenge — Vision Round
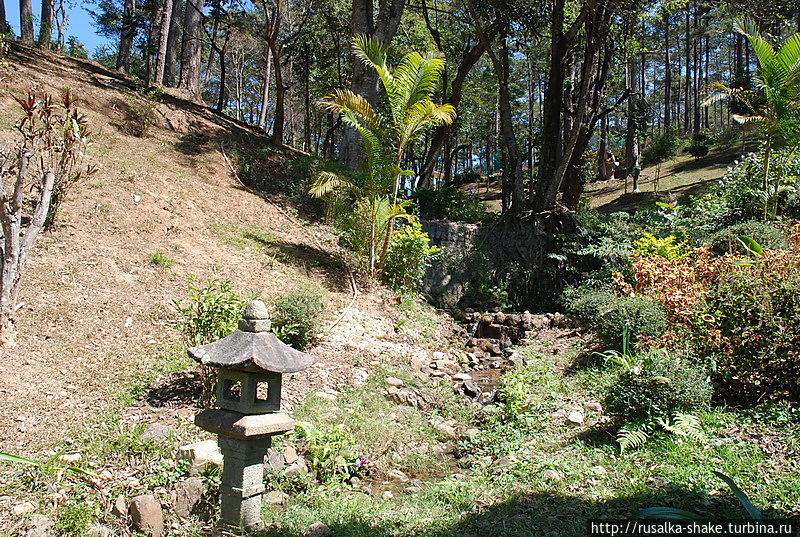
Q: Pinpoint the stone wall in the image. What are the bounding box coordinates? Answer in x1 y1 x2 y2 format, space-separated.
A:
422 212 576 310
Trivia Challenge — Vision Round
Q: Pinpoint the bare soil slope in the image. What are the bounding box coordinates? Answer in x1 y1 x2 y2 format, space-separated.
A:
0 44 450 454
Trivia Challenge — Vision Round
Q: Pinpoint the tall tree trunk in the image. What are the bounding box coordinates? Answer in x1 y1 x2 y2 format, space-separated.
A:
664 11 672 131
163 0 182 86
37 0 54 48
19 0 34 42
339 0 405 168
535 0 568 208
154 0 173 85
684 7 691 133
117 0 137 72
265 0 285 145
257 47 273 129
179 0 204 98
0 0 9 35
624 58 640 180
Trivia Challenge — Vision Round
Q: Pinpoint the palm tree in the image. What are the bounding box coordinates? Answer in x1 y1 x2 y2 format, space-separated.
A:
704 19 800 220
309 36 455 276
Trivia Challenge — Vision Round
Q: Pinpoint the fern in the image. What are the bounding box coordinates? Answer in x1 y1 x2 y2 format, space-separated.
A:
618 413 705 453
660 413 705 441
617 424 651 452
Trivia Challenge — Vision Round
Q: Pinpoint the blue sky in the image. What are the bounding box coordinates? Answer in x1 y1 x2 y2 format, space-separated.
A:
6 0 111 53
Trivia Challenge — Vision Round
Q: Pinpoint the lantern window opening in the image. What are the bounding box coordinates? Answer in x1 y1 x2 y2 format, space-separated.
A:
222 378 243 403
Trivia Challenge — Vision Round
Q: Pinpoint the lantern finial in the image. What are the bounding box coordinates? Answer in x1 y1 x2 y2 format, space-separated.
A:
238 300 271 332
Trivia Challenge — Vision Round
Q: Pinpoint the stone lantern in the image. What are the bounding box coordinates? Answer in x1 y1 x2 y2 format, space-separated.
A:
189 300 315 535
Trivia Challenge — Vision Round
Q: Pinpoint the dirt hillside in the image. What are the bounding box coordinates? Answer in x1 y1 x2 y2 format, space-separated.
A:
0 44 452 455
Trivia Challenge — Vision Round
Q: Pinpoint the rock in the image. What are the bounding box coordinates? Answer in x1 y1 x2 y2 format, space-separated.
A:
129 495 164 537
462 381 481 398
140 423 175 442
283 457 309 477
173 477 205 518
541 469 563 482
387 469 409 482
433 422 458 440
25 514 54 537
13 502 37 516
590 466 608 475
283 445 300 465
111 495 128 518
264 490 288 505
452 373 472 381
584 402 603 413
58 453 81 464
431 351 448 361
435 360 460 376
429 370 446 377
382 490 395 500
177 440 223 474
385 376 404 387
348 476 361 487
315 391 337 400
567 411 584 426
265 449 286 473
305 522 333 537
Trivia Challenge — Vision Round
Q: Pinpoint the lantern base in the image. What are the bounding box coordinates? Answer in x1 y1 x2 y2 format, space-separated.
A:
195 409 295 439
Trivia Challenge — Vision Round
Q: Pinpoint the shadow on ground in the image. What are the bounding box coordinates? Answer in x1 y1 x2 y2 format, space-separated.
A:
252 486 792 537
144 370 203 407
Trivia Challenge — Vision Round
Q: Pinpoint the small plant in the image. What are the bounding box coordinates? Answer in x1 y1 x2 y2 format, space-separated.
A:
498 369 537 419
173 277 248 404
595 296 667 350
271 287 324 350
125 90 160 137
382 222 440 291
633 233 689 260
294 421 359 483
56 499 98 536
147 250 175 267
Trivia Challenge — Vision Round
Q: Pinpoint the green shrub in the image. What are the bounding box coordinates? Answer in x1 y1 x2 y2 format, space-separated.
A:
642 130 680 167
698 255 800 403
595 296 667 349
147 250 175 267
562 286 616 323
271 288 324 350
125 91 159 137
412 185 487 223
173 277 247 347
382 222 440 291
564 288 666 350
685 144 709 158
295 421 358 483
452 168 482 184
604 350 712 423
708 221 788 255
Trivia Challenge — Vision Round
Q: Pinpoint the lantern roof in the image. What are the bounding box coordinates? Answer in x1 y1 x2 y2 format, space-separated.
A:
187 300 316 373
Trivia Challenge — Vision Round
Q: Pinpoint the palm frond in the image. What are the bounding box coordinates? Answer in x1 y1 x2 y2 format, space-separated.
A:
352 35 394 93
309 171 360 198
319 89 381 132
392 52 446 118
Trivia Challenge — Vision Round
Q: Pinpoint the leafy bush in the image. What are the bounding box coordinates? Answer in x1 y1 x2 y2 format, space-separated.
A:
595 296 667 349
174 278 248 404
699 249 800 403
633 232 689 259
564 285 667 350
604 350 712 424
452 168 482 184
708 220 788 255
174 277 247 347
125 90 160 137
271 288 324 350
642 130 680 167
686 144 709 158
382 222 440 291
413 185 487 223
295 422 359 483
